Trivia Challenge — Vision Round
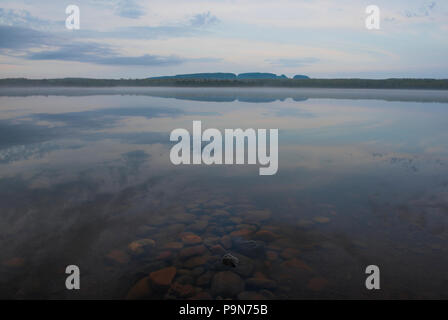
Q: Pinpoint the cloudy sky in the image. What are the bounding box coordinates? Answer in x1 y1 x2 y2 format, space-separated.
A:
0 0 447 79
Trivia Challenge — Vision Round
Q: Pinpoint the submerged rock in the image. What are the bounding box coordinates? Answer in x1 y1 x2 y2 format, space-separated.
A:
233 239 265 258
203 236 220 248
156 251 172 260
149 266 176 289
179 245 207 258
181 232 202 245
175 274 195 285
126 277 151 300
128 238 156 255
230 228 254 238
210 244 226 255
196 271 213 286
222 253 239 268
211 271 245 297
233 253 255 278
184 256 208 268
170 282 196 298
254 230 279 242
220 235 232 249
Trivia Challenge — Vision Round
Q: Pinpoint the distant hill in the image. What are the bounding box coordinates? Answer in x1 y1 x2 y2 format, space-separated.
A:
149 72 294 80
293 75 310 79
150 73 237 80
237 73 287 79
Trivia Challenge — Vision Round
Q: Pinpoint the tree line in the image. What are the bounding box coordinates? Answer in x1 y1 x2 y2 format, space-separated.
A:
1 78 447 89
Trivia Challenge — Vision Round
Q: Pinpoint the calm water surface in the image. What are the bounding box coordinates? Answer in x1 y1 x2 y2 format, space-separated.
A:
0 87 447 299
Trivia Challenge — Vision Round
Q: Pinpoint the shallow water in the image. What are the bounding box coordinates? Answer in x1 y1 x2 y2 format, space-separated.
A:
0 87 447 299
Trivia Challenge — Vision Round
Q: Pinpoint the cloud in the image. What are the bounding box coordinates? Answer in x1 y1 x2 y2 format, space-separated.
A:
0 25 54 49
27 42 113 59
27 44 185 66
189 11 219 27
0 8 59 29
106 25 198 39
92 54 185 66
1 7 217 42
0 26 207 67
114 0 146 19
403 1 437 18
266 57 320 67
109 11 220 39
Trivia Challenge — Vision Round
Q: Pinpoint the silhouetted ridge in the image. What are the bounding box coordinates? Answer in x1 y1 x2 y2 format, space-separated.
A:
237 73 287 79
293 75 310 79
149 72 297 80
150 73 237 80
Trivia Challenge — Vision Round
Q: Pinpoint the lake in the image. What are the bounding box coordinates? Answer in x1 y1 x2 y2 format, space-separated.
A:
0 87 447 299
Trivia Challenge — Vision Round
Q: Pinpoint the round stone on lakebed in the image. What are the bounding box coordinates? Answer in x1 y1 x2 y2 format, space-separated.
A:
163 242 184 250
149 266 177 288
128 238 156 255
254 230 279 242
211 271 245 297
169 282 196 298
179 245 207 258
183 256 209 268
196 271 213 287
220 235 232 249
126 277 151 300
181 232 203 245
230 228 254 238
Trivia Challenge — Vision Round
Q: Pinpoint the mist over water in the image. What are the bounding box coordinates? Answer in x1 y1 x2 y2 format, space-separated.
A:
0 87 447 299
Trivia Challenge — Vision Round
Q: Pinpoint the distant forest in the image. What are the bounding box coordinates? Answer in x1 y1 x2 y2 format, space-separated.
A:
1 78 448 89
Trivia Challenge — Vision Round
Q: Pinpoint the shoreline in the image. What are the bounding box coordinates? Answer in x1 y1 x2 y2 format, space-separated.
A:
1 78 448 90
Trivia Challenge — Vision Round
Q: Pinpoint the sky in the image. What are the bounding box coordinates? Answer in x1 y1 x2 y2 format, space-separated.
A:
0 0 447 79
